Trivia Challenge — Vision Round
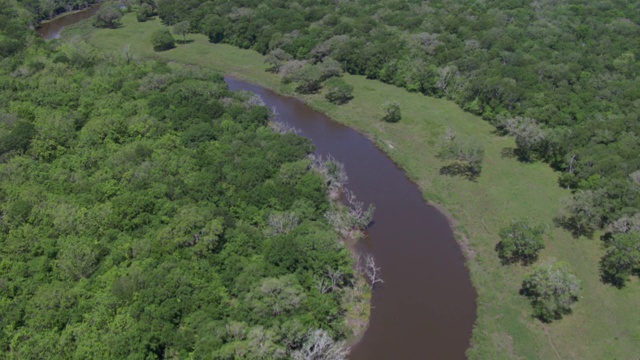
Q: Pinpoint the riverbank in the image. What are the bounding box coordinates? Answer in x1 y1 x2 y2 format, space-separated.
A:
63 14 640 359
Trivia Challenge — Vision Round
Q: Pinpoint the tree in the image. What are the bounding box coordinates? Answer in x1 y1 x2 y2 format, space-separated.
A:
324 78 354 105
150 29 175 52
437 128 485 178
382 101 401 123
291 64 323 94
93 3 122 29
504 117 547 161
496 220 546 265
600 232 640 287
265 48 292 73
173 21 190 44
292 329 349 360
521 262 581 322
559 189 606 238
360 254 383 289
136 3 154 22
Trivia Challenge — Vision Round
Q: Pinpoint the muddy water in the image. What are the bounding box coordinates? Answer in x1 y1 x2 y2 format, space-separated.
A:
226 77 477 359
36 3 102 40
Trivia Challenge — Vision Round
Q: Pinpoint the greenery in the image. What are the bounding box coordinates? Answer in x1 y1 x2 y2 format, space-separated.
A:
173 20 190 44
136 3 154 22
150 0 640 246
436 129 485 179
324 78 353 105
71 15 640 358
382 101 401 123
496 220 546 265
92 3 122 29
521 262 581 322
600 232 640 287
0 7 368 357
150 28 175 51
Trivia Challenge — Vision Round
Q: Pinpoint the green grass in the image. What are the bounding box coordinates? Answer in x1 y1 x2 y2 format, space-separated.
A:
65 14 640 359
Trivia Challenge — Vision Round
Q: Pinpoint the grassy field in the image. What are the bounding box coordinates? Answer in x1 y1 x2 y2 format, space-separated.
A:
64 14 640 359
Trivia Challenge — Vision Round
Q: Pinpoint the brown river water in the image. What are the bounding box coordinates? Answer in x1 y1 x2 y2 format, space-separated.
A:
40 8 477 359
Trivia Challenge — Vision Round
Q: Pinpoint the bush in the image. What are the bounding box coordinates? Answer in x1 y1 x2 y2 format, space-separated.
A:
93 3 122 28
496 220 545 265
324 78 353 105
382 101 401 122
136 3 154 22
521 262 581 322
150 29 176 52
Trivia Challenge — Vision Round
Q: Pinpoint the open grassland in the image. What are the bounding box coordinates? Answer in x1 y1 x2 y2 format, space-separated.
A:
66 14 640 359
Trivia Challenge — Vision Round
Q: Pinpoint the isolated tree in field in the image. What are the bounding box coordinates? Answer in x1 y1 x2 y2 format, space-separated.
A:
521 262 581 322
93 3 122 28
292 64 323 94
437 128 485 178
136 3 154 22
496 220 546 265
600 232 640 287
382 101 401 123
324 77 354 105
150 29 175 52
173 21 190 44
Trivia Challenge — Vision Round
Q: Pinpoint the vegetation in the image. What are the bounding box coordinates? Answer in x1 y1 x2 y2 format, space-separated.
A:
324 77 353 105
496 220 546 265
136 3 154 22
74 15 640 358
92 3 122 29
600 232 640 287
521 262 581 322
150 28 175 51
437 129 485 178
172 20 190 44
150 0 640 245
0 6 370 358
382 101 401 123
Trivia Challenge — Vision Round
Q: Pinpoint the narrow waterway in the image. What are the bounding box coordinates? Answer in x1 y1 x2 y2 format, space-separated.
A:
36 3 102 39
39 9 477 359
226 78 477 359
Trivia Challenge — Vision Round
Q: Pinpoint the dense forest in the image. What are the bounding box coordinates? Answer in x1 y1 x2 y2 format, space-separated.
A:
153 0 640 237
0 4 365 358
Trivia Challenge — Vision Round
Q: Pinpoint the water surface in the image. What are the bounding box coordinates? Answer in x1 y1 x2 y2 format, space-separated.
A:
226 77 477 359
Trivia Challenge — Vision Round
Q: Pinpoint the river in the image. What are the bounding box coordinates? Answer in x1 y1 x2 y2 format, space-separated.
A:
40 9 477 359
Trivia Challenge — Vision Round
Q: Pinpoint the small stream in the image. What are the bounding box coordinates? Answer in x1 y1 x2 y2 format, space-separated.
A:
39 9 477 359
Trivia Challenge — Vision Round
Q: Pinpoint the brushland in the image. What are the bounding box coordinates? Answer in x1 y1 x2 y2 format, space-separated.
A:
66 14 640 359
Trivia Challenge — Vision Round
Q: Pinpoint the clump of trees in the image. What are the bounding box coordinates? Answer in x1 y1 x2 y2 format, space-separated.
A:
150 29 175 51
92 2 122 28
437 128 485 179
496 220 546 265
521 262 581 322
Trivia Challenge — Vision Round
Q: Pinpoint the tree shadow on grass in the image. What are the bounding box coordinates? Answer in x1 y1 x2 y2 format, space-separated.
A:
439 163 479 181
178 40 195 45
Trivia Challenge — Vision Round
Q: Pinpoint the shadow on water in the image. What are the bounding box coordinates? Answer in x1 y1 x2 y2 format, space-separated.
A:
225 77 477 360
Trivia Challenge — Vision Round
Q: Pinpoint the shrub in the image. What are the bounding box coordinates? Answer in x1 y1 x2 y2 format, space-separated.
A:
324 78 354 105
150 29 176 52
382 101 401 122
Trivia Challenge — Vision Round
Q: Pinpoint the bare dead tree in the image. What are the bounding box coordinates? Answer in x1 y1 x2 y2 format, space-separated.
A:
326 266 344 291
344 189 375 230
309 154 348 195
266 211 300 236
359 254 383 289
315 276 331 295
291 329 349 360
